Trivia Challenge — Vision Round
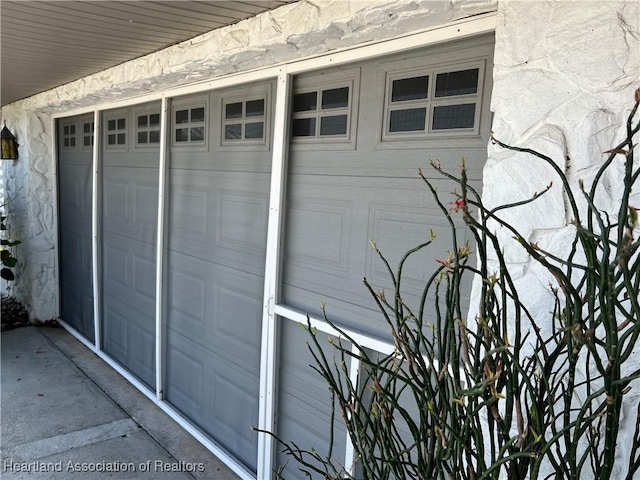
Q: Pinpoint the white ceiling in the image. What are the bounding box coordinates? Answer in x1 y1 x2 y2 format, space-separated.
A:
0 0 295 106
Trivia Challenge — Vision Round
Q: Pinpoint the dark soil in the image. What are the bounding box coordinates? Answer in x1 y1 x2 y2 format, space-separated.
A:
1 294 30 331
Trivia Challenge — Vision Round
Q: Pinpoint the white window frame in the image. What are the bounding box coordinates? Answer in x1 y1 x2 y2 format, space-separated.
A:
61 120 78 151
171 97 208 149
290 68 360 150
134 108 161 149
81 120 95 150
104 113 128 150
382 60 485 141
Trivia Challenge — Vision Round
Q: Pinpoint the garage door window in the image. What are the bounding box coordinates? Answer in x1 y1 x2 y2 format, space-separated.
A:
62 122 77 150
292 85 351 139
222 97 266 144
384 64 483 139
173 106 206 145
136 113 161 146
106 117 127 148
82 121 94 149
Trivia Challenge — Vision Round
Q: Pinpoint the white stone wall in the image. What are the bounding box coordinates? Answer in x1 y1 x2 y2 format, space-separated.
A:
484 0 639 478
0 0 497 320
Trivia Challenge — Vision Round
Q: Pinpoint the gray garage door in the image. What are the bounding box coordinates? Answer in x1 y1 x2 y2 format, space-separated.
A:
101 103 160 389
164 81 274 472
57 114 95 341
276 35 494 476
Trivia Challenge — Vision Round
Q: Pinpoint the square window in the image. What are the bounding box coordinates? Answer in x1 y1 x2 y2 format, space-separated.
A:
175 128 189 142
246 99 265 117
108 119 116 131
293 92 317 112
432 104 476 130
322 87 349 109
225 103 243 119
245 122 264 139
392 76 429 102
175 110 189 124
138 132 148 144
435 69 479 97
190 127 204 142
224 124 242 140
320 115 348 136
138 116 148 127
191 107 205 123
389 108 427 132
149 130 160 143
292 118 316 137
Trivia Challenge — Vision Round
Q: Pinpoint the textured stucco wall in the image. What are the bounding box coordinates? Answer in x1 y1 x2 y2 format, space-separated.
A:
484 0 639 477
0 0 497 320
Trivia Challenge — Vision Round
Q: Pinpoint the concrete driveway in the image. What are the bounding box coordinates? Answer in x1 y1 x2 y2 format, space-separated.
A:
1 326 241 480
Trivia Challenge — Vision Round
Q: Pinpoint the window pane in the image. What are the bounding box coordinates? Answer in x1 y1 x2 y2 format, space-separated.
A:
246 99 265 117
175 110 189 124
138 115 148 127
149 114 160 126
84 136 91 147
435 69 479 97
108 134 116 145
225 103 242 119
69 125 76 134
293 92 317 112
107 120 116 131
63 125 70 135
175 128 189 142
149 130 160 143
432 104 476 130
322 87 349 109
191 107 205 123
292 118 316 137
117 133 126 144
64 138 70 147
224 124 242 140
83 123 91 133
392 76 429 102
245 122 264 139
70 137 76 147
389 108 427 132
320 115 348 135
138 132 148 144
117 119 126 130
190 127 204 142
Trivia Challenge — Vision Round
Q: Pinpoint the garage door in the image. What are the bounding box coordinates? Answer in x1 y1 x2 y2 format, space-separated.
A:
275 35 494 476
100 103 161 389
164 81 273 472
57 114 95 342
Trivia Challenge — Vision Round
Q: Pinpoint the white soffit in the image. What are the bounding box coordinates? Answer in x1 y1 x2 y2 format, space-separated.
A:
0 0 294 107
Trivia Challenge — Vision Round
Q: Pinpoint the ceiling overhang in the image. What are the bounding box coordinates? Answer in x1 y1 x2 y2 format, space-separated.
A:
1 1 295 107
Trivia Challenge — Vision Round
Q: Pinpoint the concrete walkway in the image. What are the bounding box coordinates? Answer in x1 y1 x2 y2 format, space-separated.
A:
1 326 241 480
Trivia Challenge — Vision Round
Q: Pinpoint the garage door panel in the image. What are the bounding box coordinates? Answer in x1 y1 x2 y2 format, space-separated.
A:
166 251 262 373
276 322 348 479
168 169 269 276
103 167 159 244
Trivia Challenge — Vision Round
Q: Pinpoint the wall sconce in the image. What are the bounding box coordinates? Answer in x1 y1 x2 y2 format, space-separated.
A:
1 123 18 160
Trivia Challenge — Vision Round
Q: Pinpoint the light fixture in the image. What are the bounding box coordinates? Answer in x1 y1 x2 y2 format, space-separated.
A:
1 123 18 160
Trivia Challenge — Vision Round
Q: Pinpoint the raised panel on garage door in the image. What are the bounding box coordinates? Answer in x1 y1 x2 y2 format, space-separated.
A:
165 81 273 472
101 103 160 390
57 114 95 341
